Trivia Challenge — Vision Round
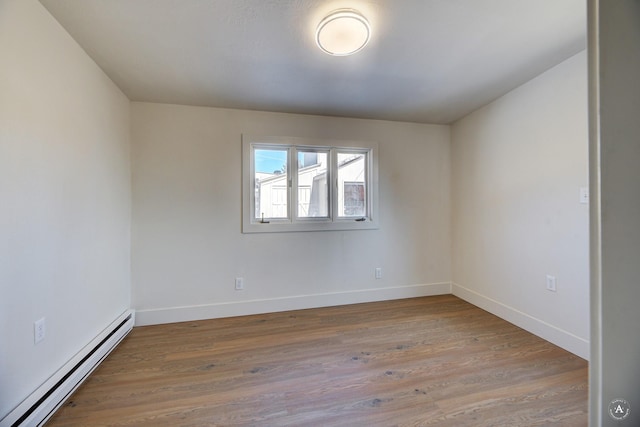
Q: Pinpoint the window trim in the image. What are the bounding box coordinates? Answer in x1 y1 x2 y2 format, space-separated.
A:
242 135 379 233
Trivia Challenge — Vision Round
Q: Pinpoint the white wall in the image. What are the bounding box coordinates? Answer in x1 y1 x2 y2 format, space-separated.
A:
589 1 640 424
451 51 589 359
0 0 131 419
131 103 451 324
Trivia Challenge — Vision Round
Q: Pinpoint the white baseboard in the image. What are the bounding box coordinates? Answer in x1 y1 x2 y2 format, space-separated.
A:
136 282 588 360
0 310 134 427
452 282 589 360
135 282 452 326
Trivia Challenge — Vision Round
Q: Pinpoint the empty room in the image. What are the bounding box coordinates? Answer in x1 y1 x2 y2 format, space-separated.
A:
2 0 639 426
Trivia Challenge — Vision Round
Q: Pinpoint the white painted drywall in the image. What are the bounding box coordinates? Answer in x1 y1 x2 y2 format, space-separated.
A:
589 0 640 425
131 103 451 323
451 51 590 359
0 0 131 419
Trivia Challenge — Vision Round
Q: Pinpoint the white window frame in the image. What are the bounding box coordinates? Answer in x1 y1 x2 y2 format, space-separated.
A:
242 135 379 233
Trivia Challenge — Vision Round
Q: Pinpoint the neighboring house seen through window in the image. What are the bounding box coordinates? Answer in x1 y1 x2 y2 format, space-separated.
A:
242 136 378 233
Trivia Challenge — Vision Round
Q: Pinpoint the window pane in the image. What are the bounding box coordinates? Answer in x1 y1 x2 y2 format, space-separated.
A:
337 152 366 217
254 148 288 219
297 151 328 218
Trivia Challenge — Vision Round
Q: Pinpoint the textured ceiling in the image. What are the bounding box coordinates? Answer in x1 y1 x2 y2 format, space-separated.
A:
40 0 586 124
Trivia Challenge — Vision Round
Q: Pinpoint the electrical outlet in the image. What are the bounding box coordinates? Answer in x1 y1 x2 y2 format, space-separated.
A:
34 318 46 344
235 277 244 290
546 275 557 292
375 267 382 279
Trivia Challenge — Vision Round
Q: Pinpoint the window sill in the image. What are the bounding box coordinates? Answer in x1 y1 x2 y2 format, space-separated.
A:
242 218 379 233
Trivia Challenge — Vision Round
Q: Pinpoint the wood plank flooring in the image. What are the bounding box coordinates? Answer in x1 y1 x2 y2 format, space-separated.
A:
46 295 588 426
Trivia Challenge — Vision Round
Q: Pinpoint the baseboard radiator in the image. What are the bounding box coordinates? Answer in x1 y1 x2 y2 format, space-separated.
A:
0 310 134 427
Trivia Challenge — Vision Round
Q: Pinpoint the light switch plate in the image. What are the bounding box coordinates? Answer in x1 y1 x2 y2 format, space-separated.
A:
546 275 557 292
579 187 589 204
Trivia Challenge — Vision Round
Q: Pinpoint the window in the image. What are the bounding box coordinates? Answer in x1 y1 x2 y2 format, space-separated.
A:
243 135 378 233
254 148 288 219
297 149 329 218
337 152 367 218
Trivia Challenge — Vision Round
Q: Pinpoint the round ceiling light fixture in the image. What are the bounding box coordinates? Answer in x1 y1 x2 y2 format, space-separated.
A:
316 9 371 56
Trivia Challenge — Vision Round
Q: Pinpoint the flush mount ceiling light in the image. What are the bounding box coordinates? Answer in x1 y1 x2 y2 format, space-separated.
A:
316 9 371 56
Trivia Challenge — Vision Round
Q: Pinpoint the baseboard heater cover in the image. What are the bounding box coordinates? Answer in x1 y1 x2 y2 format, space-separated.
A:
0 310 134 427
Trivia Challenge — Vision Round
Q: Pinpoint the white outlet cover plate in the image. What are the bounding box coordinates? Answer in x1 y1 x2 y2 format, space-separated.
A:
34 318 46 344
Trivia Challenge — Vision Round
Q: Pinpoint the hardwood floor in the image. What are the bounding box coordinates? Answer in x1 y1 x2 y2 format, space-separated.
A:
47 295 588 426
